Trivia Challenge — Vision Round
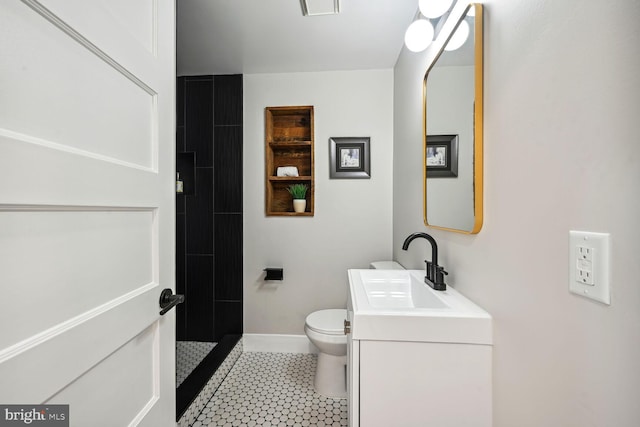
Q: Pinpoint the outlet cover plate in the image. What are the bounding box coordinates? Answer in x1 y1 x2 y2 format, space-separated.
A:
569 231 610 304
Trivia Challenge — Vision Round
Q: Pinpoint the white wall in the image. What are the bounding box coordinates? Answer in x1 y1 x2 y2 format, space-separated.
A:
394 0 640 426
243 70 394 334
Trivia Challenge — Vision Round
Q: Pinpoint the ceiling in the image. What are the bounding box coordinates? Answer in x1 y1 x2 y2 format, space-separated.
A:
176 0 419 76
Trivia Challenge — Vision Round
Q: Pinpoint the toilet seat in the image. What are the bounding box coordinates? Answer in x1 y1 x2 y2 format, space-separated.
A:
305 309 346 336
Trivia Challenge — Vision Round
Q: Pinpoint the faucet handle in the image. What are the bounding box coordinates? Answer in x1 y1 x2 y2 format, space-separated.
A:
434 265 448 285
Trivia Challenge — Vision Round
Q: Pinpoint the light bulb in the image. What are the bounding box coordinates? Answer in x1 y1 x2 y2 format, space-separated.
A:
404 19 435 52
419 0 453 19
444 20 469 51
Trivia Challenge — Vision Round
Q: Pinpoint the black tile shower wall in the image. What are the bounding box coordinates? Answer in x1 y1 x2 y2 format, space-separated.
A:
214 301 243 342
177 77 185 127
186 78 213 167
186 167 213 254
176 129 186 154
214 126 243 213
213 74 243 338
186 255 214 340
214 74 243 126
214 214 243 301
176 192 185 215
176 74 243 344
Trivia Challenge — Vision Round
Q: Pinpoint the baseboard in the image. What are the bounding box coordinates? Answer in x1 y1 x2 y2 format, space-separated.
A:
243 333 318 354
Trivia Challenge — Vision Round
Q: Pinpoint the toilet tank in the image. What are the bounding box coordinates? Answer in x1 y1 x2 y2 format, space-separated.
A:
369 261 404 270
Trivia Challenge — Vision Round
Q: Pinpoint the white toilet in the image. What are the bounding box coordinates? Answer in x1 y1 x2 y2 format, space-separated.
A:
304 308 348 398
304 261 404 399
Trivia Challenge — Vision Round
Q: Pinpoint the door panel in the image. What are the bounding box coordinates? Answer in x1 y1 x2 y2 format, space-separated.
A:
0 0 175 425
0 209 154 350
0 137 157 206
47 324 159 427
40 0 157 57
0 2 155 169
0 284 158 403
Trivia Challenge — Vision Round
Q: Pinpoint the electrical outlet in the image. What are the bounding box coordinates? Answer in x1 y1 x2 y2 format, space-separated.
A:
569 231 610 304
576 246 594 285
577 246 592 261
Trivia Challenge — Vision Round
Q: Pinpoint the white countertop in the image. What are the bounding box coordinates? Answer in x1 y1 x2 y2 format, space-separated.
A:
348 269 492 345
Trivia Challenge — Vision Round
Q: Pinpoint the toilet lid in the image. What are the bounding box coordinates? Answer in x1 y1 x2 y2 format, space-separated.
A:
305 309 347 335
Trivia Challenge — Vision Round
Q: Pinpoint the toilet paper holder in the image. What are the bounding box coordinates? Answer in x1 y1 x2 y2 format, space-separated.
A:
264 268 283 281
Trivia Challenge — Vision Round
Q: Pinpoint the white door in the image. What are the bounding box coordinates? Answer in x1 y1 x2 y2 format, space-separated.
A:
0 0 176 425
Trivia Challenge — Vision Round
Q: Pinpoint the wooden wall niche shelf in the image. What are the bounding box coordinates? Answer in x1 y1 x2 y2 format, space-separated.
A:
265 106 315 216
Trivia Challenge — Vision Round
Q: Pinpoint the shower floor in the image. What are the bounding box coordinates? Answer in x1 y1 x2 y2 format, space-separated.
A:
177 341 217 388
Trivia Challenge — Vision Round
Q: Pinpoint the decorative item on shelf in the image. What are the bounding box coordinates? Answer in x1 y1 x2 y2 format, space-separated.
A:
277 166 299 177
287 183 308 213
176 172 184 193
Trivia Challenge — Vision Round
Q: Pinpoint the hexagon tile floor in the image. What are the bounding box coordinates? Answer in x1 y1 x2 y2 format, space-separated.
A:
177 341 217 388
190 352 348 427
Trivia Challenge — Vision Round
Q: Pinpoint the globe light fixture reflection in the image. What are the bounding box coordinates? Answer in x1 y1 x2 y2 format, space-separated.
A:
444 19 469 51
404 19 435 52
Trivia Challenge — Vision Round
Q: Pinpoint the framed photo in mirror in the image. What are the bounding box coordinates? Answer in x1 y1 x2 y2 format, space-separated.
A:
329 137 371 179
426 134 458 177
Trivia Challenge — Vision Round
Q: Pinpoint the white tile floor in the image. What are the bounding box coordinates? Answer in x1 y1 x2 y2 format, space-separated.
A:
177 341 217 388
191 352 348 427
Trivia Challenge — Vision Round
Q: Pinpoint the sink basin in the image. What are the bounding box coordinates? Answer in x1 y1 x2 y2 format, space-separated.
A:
360 270 448 309
348 269 492 344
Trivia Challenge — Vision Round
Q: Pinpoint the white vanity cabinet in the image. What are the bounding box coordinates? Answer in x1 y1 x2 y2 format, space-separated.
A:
347 269 493 427
346 305 359 427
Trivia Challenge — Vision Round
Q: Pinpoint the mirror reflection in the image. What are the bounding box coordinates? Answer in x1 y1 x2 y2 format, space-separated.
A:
424 4 483 234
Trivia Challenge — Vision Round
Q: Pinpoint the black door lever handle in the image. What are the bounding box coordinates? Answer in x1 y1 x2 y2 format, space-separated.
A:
159 288 185 315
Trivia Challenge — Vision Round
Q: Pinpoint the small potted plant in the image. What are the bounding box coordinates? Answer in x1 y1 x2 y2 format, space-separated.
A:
287 183 308 213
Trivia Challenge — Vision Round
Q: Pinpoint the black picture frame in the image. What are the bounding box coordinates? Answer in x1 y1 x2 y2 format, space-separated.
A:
329 137 371 179
426 134 459 178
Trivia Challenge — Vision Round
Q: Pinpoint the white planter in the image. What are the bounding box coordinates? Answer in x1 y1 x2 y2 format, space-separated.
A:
293 199 306 213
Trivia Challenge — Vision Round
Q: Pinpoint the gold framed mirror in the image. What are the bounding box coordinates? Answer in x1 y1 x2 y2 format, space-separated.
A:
423 3 483 234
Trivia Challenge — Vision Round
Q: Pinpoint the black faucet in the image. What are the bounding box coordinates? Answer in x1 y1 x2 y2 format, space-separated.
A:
402 232 448 291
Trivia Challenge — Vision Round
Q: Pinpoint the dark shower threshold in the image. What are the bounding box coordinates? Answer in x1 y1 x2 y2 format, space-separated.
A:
176 334 241 420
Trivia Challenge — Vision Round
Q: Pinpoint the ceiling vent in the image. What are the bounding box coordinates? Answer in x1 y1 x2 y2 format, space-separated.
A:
300 0 340 16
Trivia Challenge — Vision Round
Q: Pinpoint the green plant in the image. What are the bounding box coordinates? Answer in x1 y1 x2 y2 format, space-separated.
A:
286 183 308 199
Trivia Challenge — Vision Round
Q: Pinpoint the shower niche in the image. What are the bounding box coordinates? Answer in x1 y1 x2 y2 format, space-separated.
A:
175 75 243 419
